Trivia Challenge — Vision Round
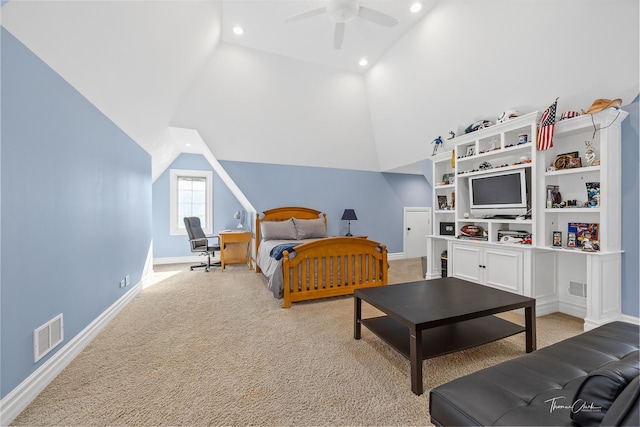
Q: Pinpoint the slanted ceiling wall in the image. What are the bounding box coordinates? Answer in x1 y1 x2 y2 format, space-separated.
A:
1 29 152 399
1 1 637 173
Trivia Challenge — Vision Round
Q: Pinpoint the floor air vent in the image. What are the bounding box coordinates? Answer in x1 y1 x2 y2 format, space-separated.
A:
34 314 64 362
569 281 587 298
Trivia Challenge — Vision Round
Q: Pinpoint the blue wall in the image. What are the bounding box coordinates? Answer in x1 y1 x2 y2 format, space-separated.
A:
0 29 152 398
152 153 245 258
152 157 431 257
219 161 430 253
621 96 639 318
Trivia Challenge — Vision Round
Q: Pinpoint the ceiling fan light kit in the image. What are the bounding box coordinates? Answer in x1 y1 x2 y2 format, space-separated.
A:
327 0 359 22
284 0 399 49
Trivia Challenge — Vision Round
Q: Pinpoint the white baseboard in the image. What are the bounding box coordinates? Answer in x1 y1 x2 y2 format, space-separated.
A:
0 281 143 426
387 252 405 261
536 300 561 317
154 255 210 265
558 301 587 320
156 253 408 264
622 314 640 325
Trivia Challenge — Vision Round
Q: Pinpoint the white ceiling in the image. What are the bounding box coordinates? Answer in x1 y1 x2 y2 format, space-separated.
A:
220 0 438 73
1 0 638 177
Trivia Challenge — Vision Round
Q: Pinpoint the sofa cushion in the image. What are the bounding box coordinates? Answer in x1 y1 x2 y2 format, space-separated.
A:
429 321 640 427
571 351 639 426
600 376 640 427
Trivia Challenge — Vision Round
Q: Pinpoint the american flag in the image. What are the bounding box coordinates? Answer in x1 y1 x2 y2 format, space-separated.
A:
537 98 558 150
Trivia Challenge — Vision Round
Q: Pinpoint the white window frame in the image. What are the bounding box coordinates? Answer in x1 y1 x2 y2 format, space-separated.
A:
170 169 213 236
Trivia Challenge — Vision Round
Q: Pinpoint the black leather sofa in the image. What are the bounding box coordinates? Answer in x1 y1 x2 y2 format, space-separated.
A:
430 321 639 426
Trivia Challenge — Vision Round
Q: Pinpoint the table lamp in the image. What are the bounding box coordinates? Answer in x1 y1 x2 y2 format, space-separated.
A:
341 209 357 236
234 210 244 230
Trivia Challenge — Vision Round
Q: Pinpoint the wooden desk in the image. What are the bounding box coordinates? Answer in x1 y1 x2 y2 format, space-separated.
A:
219 231 252 272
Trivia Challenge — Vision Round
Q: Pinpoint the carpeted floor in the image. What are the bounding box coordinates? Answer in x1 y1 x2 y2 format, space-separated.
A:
12 258 583 426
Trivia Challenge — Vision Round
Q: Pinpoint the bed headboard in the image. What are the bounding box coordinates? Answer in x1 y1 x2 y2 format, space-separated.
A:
255 207 327 247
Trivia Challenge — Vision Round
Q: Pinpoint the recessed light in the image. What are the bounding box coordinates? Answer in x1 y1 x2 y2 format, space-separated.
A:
233 26 244 36
410 2 423 13
185 143 192 147
358 58 368 67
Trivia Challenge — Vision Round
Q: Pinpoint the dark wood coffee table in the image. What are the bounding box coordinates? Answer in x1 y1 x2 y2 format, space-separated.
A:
354 278 536 395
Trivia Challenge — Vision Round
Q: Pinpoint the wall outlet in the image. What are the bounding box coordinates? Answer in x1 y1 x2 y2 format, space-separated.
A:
119 279 125 288
125 275 130 286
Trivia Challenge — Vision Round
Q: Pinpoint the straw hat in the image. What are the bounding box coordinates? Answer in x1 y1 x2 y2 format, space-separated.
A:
581 98 622 115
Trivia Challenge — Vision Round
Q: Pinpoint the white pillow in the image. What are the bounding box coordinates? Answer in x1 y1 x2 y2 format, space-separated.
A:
261 219 297 240
293 217 327 240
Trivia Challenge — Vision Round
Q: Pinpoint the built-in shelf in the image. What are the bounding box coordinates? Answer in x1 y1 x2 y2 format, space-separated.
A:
458 163 531 178
456 143 533 164
426 107 628 331
458 218 532 225
545 166 600 176
542 246 624 256
545 208 600 213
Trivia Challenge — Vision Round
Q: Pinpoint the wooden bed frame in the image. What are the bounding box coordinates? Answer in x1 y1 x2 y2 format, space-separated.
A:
256 207 388 308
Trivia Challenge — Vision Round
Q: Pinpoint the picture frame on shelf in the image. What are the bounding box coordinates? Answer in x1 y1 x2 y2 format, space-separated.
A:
567 157 582 168
553 151 579 170
437 195 448 210
585 182 600 207
568 222 599 247
465 146 476 157
440 222 455 236
567 232 577 248
552 231 562 247
441 173 455 185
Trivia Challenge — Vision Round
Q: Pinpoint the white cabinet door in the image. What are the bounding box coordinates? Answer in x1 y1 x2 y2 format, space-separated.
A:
451 243 524 294
451 244 482 283
484 247 523 293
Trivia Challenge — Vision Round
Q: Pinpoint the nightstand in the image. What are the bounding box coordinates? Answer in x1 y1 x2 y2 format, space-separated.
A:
219 231 252 272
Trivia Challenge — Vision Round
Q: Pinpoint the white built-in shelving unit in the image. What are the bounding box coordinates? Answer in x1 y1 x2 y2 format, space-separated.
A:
425 108 628 330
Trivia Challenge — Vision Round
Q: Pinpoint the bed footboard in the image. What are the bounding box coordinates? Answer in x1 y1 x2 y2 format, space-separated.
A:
281 237 388 308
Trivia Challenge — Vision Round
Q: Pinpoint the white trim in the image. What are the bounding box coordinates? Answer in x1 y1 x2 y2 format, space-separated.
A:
0 282 143 426
153 127 255 214
153 255 212 265
558 301 587 320
169 169 213 236
621 314 640 325
157 253 404 264
387 252 405 261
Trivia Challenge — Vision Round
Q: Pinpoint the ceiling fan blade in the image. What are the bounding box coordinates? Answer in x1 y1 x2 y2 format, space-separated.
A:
358 6 399 27
333 22 345 49
284 7 326 23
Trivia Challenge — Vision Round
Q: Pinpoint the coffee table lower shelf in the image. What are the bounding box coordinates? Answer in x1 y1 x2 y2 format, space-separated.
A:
360 315 525 360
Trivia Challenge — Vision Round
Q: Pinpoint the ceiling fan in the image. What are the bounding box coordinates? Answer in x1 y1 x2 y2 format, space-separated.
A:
284 0 399 49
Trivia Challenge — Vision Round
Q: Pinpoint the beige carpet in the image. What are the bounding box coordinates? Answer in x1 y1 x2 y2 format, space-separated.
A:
12 258 583 426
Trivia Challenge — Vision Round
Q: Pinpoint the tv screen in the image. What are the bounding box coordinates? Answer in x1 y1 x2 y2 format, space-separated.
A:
469 170 527 217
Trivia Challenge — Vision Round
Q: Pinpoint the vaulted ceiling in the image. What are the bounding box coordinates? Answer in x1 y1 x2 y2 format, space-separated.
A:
1 0 638 177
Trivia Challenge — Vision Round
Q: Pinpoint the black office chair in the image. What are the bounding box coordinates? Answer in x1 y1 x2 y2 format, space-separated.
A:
184 217 221 272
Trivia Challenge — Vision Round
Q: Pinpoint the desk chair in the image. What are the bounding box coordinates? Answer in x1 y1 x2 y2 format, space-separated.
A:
184 217 221 272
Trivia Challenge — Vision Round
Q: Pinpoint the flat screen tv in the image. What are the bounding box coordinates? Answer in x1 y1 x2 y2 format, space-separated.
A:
469 169 528 217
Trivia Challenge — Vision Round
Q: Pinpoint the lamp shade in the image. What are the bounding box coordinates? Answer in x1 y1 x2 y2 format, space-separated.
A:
341 209 357 221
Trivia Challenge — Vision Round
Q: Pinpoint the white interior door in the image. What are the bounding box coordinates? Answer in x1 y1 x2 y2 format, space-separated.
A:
404 208 432 258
